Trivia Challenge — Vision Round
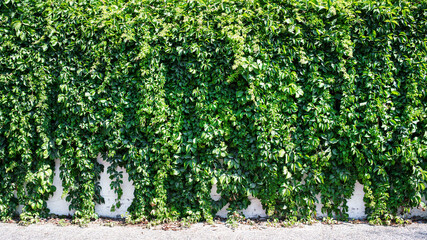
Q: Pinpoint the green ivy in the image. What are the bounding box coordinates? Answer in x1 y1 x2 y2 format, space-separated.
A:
0 0 426 223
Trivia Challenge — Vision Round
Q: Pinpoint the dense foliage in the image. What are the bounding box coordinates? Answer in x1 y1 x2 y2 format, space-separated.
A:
1 0 426 223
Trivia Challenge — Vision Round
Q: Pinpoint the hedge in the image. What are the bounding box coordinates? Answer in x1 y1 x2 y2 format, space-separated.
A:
0 0 426 224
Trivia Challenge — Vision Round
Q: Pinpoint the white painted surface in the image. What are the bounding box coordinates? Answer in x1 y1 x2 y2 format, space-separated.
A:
210 184 267 218
46 159 73 216
94 156 135 218
46 157 135 218
407 200 427 218
345 181 366 219
42 158 427 219
314 181 366 219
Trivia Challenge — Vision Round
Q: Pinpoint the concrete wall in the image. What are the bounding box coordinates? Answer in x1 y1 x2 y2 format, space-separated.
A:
43 156 426 219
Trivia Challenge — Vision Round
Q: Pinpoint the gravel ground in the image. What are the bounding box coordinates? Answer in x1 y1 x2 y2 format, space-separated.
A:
1 221 427 240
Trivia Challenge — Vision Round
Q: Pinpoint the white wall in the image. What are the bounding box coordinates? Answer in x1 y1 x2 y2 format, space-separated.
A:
46 157 135 218
43 157 426 219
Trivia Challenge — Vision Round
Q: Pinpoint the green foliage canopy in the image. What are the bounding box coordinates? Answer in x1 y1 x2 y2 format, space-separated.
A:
0 0 426 222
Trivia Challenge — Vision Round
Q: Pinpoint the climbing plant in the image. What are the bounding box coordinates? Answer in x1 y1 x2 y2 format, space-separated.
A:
0 0 426 223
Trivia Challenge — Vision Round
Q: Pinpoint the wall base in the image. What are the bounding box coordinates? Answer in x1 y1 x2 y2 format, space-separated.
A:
33 157 424 219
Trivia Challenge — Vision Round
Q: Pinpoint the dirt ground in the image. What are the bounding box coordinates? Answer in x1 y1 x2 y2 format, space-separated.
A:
1 218 427 240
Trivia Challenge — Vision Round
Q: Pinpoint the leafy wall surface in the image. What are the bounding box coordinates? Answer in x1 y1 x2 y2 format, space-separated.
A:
0 0 426 223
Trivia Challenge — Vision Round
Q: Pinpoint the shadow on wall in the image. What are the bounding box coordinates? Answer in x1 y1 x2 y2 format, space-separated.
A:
31 157 425 219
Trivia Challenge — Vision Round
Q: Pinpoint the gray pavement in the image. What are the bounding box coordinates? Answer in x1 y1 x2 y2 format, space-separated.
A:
1 222 427 240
